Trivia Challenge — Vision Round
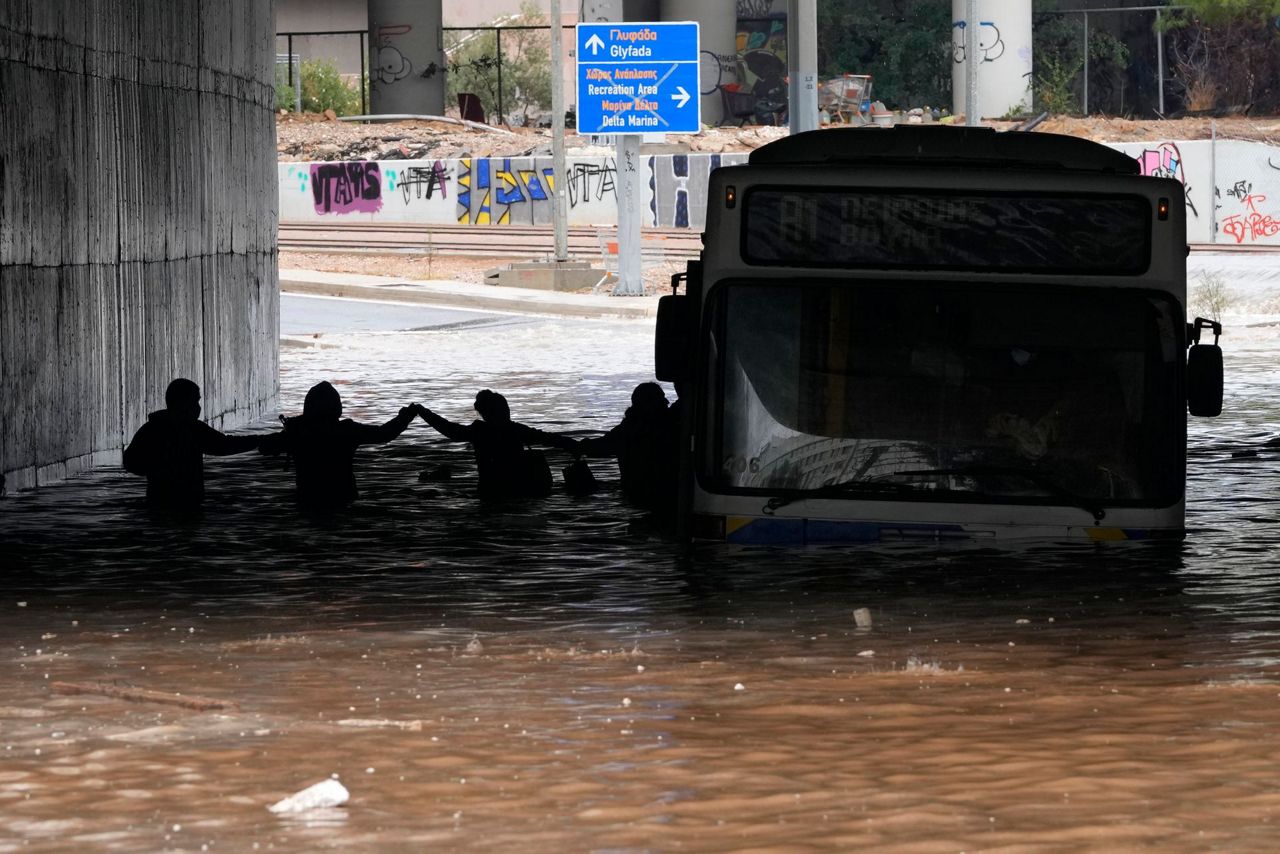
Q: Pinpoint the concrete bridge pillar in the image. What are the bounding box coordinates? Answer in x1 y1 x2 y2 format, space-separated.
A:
0 0 278 491
368 0 445 116
660 0 737 128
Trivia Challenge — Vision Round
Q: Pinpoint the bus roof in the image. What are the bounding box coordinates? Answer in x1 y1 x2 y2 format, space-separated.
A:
749 126 1140 175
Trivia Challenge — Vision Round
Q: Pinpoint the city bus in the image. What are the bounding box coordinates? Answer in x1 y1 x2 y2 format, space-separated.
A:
656 126 1223 544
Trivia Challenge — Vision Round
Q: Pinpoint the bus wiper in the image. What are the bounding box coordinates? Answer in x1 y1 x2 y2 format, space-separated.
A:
763 479 916 515
892 466 1107 522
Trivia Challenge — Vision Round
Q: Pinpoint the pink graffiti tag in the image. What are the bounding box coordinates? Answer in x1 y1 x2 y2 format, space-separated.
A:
1135 142 1183 181
1221 193 1280 244
310 161 383 215
1133 141 1199 217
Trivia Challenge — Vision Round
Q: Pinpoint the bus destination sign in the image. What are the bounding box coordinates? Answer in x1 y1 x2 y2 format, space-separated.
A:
575 22 700 135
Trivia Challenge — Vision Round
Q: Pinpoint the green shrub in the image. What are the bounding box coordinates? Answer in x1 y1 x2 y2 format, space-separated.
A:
299 59 362 116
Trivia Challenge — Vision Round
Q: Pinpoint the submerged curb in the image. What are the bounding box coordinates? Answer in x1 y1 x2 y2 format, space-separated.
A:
279 270 660 320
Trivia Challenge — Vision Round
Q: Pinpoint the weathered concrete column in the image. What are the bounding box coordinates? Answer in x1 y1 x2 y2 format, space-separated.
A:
368 0 445 116
951 0 1033 120
0 0 279 490
660 0 733 127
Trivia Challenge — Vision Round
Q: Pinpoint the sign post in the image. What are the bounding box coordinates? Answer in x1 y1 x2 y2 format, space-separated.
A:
576 22 700 295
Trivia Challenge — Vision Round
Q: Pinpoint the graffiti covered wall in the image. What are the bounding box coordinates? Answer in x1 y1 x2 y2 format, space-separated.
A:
280 153 750 230
1110 139 1280 245
279 140 1280 245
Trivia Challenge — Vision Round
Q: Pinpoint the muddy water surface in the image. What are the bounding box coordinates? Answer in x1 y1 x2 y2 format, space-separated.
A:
3 309 1280 851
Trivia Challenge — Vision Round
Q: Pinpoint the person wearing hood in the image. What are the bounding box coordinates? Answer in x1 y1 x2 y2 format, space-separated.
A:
259 381 419 509
122 378 263 507
417 389 579 499
579 382 673 510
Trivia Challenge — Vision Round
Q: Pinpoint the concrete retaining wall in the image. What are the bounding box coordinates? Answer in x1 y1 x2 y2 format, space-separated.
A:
281 153 750 230
1 0 279 491
279 140 1280 245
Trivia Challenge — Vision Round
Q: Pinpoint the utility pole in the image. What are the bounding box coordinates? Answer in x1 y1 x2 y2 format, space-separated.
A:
550 0 568 262
965 0 980 126
787 0 819 134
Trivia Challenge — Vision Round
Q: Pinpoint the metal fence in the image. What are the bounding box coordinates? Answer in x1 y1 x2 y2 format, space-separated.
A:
1040 4 1188 118
275 30 369 116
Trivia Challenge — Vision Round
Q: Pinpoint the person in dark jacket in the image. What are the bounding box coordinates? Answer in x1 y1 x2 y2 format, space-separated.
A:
122 378 262 507
579 382 672 509
417 389 579 499
260 381 418 509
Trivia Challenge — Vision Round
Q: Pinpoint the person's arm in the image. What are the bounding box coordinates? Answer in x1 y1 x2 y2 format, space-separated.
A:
514 422 580 455
196 422 262 456
348 405 418 446
258 429 287 456
578 421 624 457
417 406 477 442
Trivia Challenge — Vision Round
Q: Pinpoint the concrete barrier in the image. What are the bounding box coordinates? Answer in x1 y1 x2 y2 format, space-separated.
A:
279 139 1280 246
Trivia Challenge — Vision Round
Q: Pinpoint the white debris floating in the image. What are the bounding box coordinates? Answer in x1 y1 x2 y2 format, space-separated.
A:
853 608 873 629
268 779 350 815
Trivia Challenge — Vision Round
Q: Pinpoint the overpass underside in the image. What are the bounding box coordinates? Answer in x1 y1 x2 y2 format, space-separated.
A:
0 0 279 491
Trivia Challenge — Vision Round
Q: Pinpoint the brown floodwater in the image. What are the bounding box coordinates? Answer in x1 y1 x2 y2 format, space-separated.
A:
3 309 1280 851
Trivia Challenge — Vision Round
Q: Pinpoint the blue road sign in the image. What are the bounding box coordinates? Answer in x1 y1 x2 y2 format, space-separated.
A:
576 22 700 135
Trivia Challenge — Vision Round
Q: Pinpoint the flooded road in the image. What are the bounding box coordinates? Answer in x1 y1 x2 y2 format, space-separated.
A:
3 296 1280 851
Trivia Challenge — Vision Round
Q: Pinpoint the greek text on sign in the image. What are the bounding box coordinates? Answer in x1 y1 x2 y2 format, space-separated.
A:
576 22 701 135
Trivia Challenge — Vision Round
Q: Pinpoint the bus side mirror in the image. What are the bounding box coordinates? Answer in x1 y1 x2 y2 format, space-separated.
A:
1187 316 1223 417
655 294 691 382
1187 344 1223 417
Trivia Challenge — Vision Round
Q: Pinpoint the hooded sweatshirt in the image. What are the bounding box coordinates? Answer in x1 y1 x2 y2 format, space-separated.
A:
123 410 259 506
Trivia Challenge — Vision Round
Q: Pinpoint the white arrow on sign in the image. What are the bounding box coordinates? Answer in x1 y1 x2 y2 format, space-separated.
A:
585 33 605 55
671 86 691 108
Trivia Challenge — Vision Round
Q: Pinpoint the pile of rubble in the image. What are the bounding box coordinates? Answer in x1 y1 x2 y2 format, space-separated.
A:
277 110 1280 163
275 111 789 162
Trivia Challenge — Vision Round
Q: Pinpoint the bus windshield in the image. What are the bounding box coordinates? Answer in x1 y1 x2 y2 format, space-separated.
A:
704 282 1183 505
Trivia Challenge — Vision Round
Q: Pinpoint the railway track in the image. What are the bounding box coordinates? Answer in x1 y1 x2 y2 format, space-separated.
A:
279 222 704 259
280 222 1276 258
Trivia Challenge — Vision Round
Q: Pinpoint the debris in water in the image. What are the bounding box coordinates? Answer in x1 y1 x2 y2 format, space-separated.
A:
857 650 875 657
336 718 424 731
853 608 873 629
52 681 239 711
465 635 484 654
1015 618 1030 624
621 697 632 707
268 779 350 815
734 683 745 691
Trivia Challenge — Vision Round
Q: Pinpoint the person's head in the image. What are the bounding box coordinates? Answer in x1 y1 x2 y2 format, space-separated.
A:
630 382 668 415
165 378 201 420
473 389 510 423
303 381 343 422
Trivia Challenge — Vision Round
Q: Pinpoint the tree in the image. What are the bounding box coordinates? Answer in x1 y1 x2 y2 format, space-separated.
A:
1160 0 1280 113
1032 3 1129 116
445 1 552 125
817 0 953 110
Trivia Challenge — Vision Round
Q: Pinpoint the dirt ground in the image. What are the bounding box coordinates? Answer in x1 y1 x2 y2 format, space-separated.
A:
276 111 1280 162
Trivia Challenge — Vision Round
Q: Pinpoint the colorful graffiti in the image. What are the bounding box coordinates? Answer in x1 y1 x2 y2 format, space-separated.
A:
1133 141 1198 218
649 154 726 228
456 158 556 225
310 161 382 215
278 142 1280 246
1221 185 1279 244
